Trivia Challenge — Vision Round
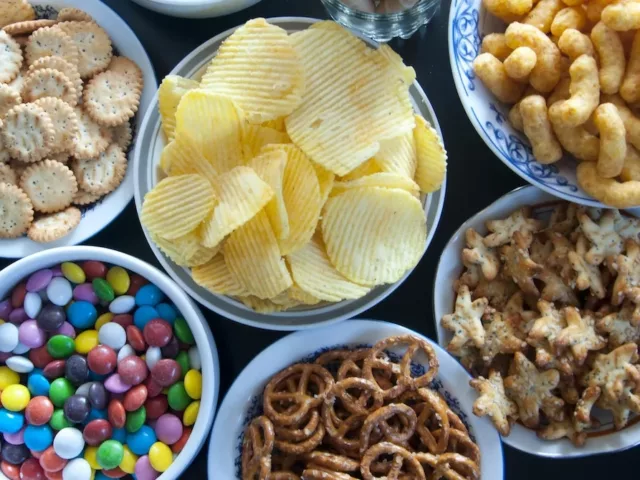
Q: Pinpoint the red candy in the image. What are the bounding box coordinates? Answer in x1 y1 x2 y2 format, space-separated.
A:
83 419 113 446
143 376 163 398
124 385 148 412
171 427 191 454
30 450 43 460
112 314 133 329
126 274 147 296
43 360 65 379
107 399 126 429
102 467 126 478
39 448 66 473
126 326 146 352
29 346 54 369
144 395 168 420
44 471 62 480
143 319 172 347
25 396 54 426
151 359 181 387
87 345 117 375
82 261 107 279
117 356 148 385
1 461 19 480
20 458 45 480
11 283 26 308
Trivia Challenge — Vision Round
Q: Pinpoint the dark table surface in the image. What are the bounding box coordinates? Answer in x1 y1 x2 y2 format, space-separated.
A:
2 0 638 477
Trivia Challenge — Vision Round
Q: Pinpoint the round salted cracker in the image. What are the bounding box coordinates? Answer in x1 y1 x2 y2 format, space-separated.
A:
25 26 79 67
108 56 143 88
57 8 93 23
72 188 101 206
3 19 58 36
0 182 34 238
55 21 112 79
8 69 26 93
27 206 81 242
72 143 126 195
0 162 17 185
0 30 23 84
72 106 112 159
33 98 79 153
22 67 77 106
2 103 55 163
0 83 21 117
28 56 82 102
84 71 141 127
0 0 35 29
20 159 78 212
111 122 132 152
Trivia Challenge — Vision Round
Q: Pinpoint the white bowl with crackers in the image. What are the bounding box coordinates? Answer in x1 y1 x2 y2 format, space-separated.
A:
208 319 503 479
449 0 640 209
433 185 640 457
0 0 156 257
133 18 447 330
129 0 263 19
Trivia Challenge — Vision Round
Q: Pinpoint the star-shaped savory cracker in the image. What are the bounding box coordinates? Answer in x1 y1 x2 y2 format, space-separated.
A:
484 206 544 248
537 417 587 446
537 268 579 306
504 352 565 428
578 210 624 265
613 210 640 242
596 379 640 430
504 291 537 338
528 300 566 352
455 262 481 291
442 284 488 355
596 302 640 348
568 235 606 299
473 275 518 311
612 240 640 306
480 310 528 363
558 374 580 405
470 370 518 436
574 385 601 432
462 228 500 281
501 231 543 296
548 202 579 235
546 231 574 281
555 308 606 365
582 343 639 399
530 236 553 266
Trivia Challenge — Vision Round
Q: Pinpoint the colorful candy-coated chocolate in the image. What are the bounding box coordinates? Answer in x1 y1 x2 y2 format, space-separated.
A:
47 337 75 360
184 370 202 400
29 347 54 370
147 442 171 472
81 262 107 280
88 383 108 410
11 284 26 309
28 373 52 398
94 313 113 331
2 443 30 465
117 356 147 386
100 466 125 478
6 356 34 374
48 410 71 431
64 355 88 386
0 324 19 353
45 279 72 308
142 377 162 399
24 293 42 319
20 457 45 480
126 275 147 297
60 263 85 285
24 425 53 452
66 303 97 330
123 385 147 412
4 427 25 445
166 383 189 412
96 440 124 470
2 385 31 412
111 315 133 329
72 285 97 305
154 413 182 445
125 407 146 433
0 367 20 389
98 324 126 351
143 347 160 371
133 455 157 480
150 359 180 387
48 379 75 408
159 336 179 359
36 307 65 333
175 351 189 380
106 268 130 296
87 345 117 376
126 426 156 456
61 458 91 480
19 321 46 350
155 304 176 324
38 447 67 472
25 397 54 426
144 396 167 421
74 331 98 355
83 446 100 470
116 345 135 364
170 427 190 454
0 409 24 434
0 299 12 319
142 320 172 348
173 318 194 345
8 308 28 324
92 279 114 303
62 395 90 423
107 400 126 430
132 307 157 331
104 375 130 394
111 428 126 444
134 286 163 307
43 361 66 380
83 419 112 446
118 445 137 474
108 297 135 315
26 271 53 294
52 428 84 460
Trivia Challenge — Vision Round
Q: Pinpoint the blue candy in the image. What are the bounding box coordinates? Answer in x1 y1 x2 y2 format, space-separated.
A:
84 408 108 423
155 303 177 324
135 284 164 307
66 301 98 329
24 424 53 451
126 425 157 455
88 371 107 382
95 473 110 480
27 372 50 396
111 427 127 443
133 305 159 329
0 409 24 434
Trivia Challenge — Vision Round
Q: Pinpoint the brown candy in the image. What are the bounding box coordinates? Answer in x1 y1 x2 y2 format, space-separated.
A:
43 360 66 380
171 427 191 454
143 319 172 347
123 385 148 412
143 376 163 398
11 283 26 308
127 274 147 296
87 345 117 375
126 326 146 352
111 314 133 329
107 399 126 429
29 346 54 369
82 261 107 279
39 448 67 473
83 419 113 446
117 356 148 385
1 462 19 480
101 467 126 478
19 458 45 480
151 359 181 387
144 395 168 420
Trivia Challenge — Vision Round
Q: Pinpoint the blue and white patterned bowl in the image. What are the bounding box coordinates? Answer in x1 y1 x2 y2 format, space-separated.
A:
207 319 504 478
448 0 606 208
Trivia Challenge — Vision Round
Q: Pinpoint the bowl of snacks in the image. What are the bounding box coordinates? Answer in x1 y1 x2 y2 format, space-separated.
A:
0 246 219 478
434 185 640 457
133 18 447 330
208 319 503 478
128 0 263 19
449 0 640 208
0 0 156 258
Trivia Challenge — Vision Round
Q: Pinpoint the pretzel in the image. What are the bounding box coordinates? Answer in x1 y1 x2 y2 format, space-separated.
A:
275 410 322 442
303 452 360 472
431 453 481 480
413 388 452 454
242 416 275 480
300 468 357 479
275 422 325 455
360 442 426 480
360 404 418 454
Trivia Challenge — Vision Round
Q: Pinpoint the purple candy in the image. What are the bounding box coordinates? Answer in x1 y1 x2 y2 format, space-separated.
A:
135 456 159 480
51 265 63 277
0 300 12 320
104 373 131 394
154 413 183 445
8 308 28 325
55 321 76 339
18 320 46 348
73 283 99 304
4 427 25 445
26 269 53 293
0 352 10 364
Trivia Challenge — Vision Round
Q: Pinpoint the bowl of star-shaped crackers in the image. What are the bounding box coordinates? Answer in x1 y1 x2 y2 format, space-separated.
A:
434 185 640 457
0 0 156 258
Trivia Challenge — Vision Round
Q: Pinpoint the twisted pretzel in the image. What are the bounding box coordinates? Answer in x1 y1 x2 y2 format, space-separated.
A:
301 467 358 479
303 451 359 472
275 422 326 455
242 416 275 480
332 377 384 416
268 473 301 480
414 388 452 454
360 442 426 480
275 410 321 442
432 453 481 480
360 404 418 454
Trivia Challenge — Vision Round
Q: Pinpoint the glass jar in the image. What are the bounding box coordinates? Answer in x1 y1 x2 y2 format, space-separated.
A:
321 0 441 42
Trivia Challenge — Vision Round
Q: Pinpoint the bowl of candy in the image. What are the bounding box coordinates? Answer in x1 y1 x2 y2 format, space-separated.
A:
0 246 219 479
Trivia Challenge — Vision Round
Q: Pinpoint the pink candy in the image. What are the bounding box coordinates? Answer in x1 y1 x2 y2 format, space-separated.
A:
154 414 183 445
26 270 53 293
73 283 99 304
18 321 46 349
105 373 132 394
55 322 76 339
135 455 159 480
4 427 25 445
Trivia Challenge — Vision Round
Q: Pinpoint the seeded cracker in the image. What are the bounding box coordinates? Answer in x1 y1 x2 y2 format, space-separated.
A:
84 71 141 127
57 8 93 23
0 163 17 185
28 56 82 102
8 69 26 94
22 68 77 106
1 103 54 163
33 98 78 153
71 107 112 159
55 21 112 78
0 84 21 117
72 188 101 206
3 19 58 36
0 182 33 238
108 56 143 88
111 122 132 152
72 144 126 195
0 0 35 29
25 26 78 67
27 206 81 242
20 159 78 213
0 30 22 84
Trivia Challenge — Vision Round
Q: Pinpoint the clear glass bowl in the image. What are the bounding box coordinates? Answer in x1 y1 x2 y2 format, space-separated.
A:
321 0 441 41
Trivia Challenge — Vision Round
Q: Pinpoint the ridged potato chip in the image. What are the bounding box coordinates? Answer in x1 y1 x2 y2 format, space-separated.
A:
237 296 291 314
249 149 289 240
200 18 304 123
286 22 415 175
286 235 371 302
200 166 274 248
313 162 335 207
151 231 218 267
224 210 293 299
339 159 382 181
414 115 448 194
262 117 286 132
374 131 417 179
192 254 249 296
330 172 420 198
242 123 289 161
141 174 215 240
322 187 427 286
158 75 200 142
288 284 322 306
378 44 417 86
175 90 244 174
269 290 303 309
161 138 218 183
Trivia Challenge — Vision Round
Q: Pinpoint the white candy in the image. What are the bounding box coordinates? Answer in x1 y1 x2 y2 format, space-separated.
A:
6 356 34 373
109 295 135 314
12 342 30 354
188 346 201 371
98 323 126 350
54 428 85 459
117 344 135 363
145 346 162 370
75 382 94 397
24 292 42 319
0 323 19 353
62 457 92 480
47 277 73 307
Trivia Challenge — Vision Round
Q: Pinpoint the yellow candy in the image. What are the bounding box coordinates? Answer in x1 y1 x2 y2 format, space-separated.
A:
61 262 86 284
148 442 172 472
75 330 99 354
1 384 30 411
184 370 202 400
84 446 101 470
95 313 114 330
0 366 20 390
106 266 130 295
0 319 4 325
183 401 200 426
119 445 138 474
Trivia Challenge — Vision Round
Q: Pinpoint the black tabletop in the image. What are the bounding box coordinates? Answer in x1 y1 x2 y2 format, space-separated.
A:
1 0 638 477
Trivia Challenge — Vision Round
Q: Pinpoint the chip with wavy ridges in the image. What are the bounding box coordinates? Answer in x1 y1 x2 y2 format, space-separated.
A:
339 159 382 182
161 137 218 183
312 161 335 207
285 23 415 176
200 18 304 124
242 123 290 162
192 254 249 297
322 187 426 286
151 231 218 268
414 115 447 194
287 284 322 306
374 131 417 179
158 75 200 142
249 149 290 240
237 295 292 314
330 172 420 198
224 210 293 299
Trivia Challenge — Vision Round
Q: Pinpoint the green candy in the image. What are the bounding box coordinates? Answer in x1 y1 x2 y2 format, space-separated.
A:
167 381 190 411
92 278 115 302
174 317 194 345
176 351 189 379
49 409 72 430
47 335 75 359
125 406 146 433
49 378 75 408
97 440 124 470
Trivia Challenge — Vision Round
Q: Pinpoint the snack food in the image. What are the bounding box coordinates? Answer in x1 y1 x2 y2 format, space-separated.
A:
241 334 481 479
142 19 446 313
441 200 640 445
0 261 203 478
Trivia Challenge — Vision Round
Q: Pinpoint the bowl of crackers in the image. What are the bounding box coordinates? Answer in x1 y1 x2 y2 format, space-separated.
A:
0 0 156 258
133 18 447 330
449 0 640 208
434 185 640 457
208 319 504 478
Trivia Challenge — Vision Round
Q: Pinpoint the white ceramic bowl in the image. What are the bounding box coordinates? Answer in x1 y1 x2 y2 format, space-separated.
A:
0 246 219 479
433 185 640 457
0 0 157 259
208 319 504 478
129 0 263 18
133 17 446 331
448 0 611 208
